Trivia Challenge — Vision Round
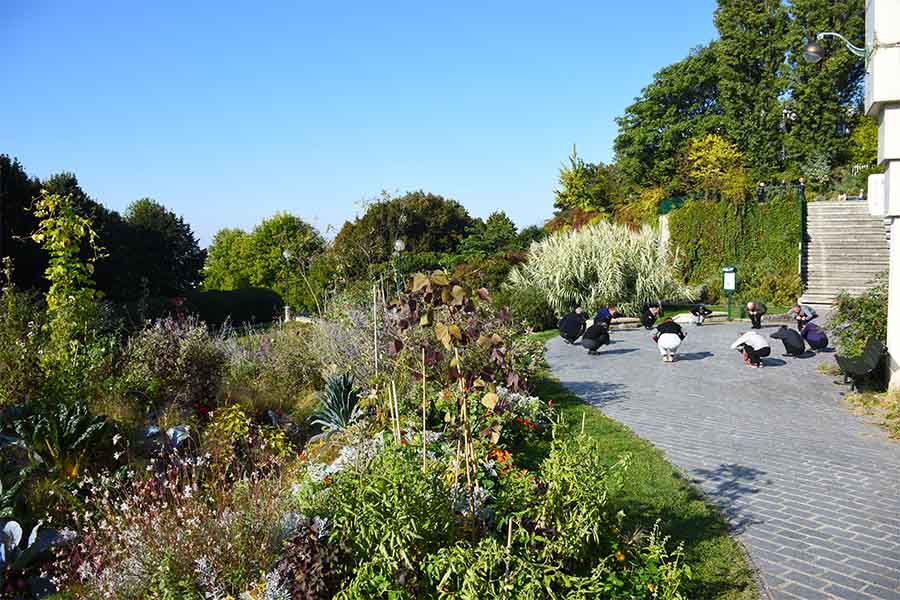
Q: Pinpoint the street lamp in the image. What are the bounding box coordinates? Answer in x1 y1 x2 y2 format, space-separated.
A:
282 249 292 321
393 238 405 296
802 32 868 64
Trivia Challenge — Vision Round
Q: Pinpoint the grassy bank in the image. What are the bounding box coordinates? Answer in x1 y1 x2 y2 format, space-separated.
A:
530 330 758 599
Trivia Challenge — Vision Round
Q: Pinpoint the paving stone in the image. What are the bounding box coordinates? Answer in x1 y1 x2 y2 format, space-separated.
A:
546 323 900 600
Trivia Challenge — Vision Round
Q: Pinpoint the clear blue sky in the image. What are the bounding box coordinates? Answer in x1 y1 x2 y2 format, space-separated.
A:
2 1 718 246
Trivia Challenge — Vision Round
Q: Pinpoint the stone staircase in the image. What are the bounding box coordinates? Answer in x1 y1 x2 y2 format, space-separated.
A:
800 200 890 307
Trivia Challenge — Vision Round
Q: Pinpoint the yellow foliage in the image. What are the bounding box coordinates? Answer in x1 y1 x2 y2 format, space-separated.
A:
685 134 749 200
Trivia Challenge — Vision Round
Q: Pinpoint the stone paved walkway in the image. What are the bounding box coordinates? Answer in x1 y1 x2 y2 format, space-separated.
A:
546 322 900 600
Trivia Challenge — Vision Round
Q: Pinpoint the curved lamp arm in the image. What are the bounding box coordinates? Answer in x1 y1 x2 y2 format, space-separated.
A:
817 32 868 59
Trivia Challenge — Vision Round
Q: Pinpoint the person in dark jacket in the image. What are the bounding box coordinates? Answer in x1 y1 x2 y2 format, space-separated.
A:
690 304 713 326
654 318 686 362
641 304 661 329
789 304 818 331
593 305 619 328
770 325 806 356
746 301 767 329
580 321 611 355
801 322 829 351
558 308 587 344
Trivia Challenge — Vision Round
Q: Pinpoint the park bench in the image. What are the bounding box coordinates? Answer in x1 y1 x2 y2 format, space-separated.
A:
835 338 887 391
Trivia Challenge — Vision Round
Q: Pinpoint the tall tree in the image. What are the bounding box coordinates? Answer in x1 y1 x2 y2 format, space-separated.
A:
715 0 789 180
553 146 617 215
332 191 475 280
0 155 44 289
614 43 725 193
124 198 206 297
202 228 252 291
457 211 520 260
784 0 865 170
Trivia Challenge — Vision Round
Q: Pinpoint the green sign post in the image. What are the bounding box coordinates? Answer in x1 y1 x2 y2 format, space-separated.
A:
722 266 737 321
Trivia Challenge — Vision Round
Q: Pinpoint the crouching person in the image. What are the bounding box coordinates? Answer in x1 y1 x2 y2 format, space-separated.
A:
580 321 610 355
558 307 587 344
770 325 806 357
801 321 829 351
690 304 713 326
731 331 771 368
654 317 685 363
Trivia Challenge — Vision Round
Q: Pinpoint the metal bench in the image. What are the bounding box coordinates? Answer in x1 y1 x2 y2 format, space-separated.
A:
835 338 887 391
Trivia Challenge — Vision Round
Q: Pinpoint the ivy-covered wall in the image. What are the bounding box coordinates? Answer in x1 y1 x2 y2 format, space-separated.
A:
668 192 802 306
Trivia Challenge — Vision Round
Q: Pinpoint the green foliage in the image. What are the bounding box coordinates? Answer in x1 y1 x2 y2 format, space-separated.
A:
849 116 879 166
185 287 284 326
331 190 475 281
828 274 888 357
0 259 46 407
784 0 865 169
456 212 520 261
494 285 557 332
13 400 110 480
668 191 801 306
507 221 694 315
204 213 326 313
613 43 724 193
119 317 227 412
685 134 749 201
123 198 206 297
310 373 364 436
802 152 831 189
554 146 617 216
714 0 788 180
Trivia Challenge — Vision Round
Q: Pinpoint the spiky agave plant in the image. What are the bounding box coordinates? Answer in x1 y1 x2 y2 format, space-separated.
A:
309 373 364 437
507 221 694 315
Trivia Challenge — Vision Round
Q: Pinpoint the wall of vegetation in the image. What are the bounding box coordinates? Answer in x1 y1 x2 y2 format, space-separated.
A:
668 191 802 306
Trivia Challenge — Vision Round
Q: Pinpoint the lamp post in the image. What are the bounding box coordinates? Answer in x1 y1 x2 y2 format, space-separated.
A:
803 3 900 389
282 249 292 321
393 238 405 297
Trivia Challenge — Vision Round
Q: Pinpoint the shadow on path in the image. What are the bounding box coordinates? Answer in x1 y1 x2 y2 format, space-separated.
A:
692 463 770 534
677 352 714 361
561 381 627 408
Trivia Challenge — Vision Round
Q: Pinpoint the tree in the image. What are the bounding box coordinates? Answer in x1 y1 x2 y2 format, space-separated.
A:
0 156 44 289
849 116 879 167
204 213 326 313
613 43 725 192
203 228 252 291
332 191 475 280
457 212 520 260
684 134 749 200
553 146 615 215
715 0 789 180
124 198 206 297
783 0 865 169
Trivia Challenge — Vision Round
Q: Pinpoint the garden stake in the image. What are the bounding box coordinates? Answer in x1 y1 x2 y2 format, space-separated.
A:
422 346 427 473
581 411 585 435
391 380 400 439
507 517 513 549
373 284 378 378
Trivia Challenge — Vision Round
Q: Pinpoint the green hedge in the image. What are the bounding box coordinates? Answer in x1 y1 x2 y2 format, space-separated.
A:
668 192 802 306
120 288 284 328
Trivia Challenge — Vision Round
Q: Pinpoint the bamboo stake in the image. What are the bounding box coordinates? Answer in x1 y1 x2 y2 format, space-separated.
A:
391 380 401 439
507 517 514 549
581 411 586 435
387 386 395 437
373 284 378 378
422 347 427 473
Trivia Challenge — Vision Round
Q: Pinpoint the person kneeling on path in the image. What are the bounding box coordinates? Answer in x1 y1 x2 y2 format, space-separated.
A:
770 325 806 357
730 331 771 368
580 321 611 355
746 301 767 329
801 321 829 351
593 305 619 329
640 303 661 329
789 303 818 331
654 317 685 363
690 304 713 326
558 308 586 344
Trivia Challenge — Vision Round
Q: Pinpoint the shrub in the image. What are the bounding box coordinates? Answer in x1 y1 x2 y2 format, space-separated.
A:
185 287 284 327
507 222 693 315
494 285 556 332
119 317 227 413
828 274 888 357
0 261 46 407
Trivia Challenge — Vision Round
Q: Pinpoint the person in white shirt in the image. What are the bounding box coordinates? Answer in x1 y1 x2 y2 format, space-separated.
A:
730 331 771 368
